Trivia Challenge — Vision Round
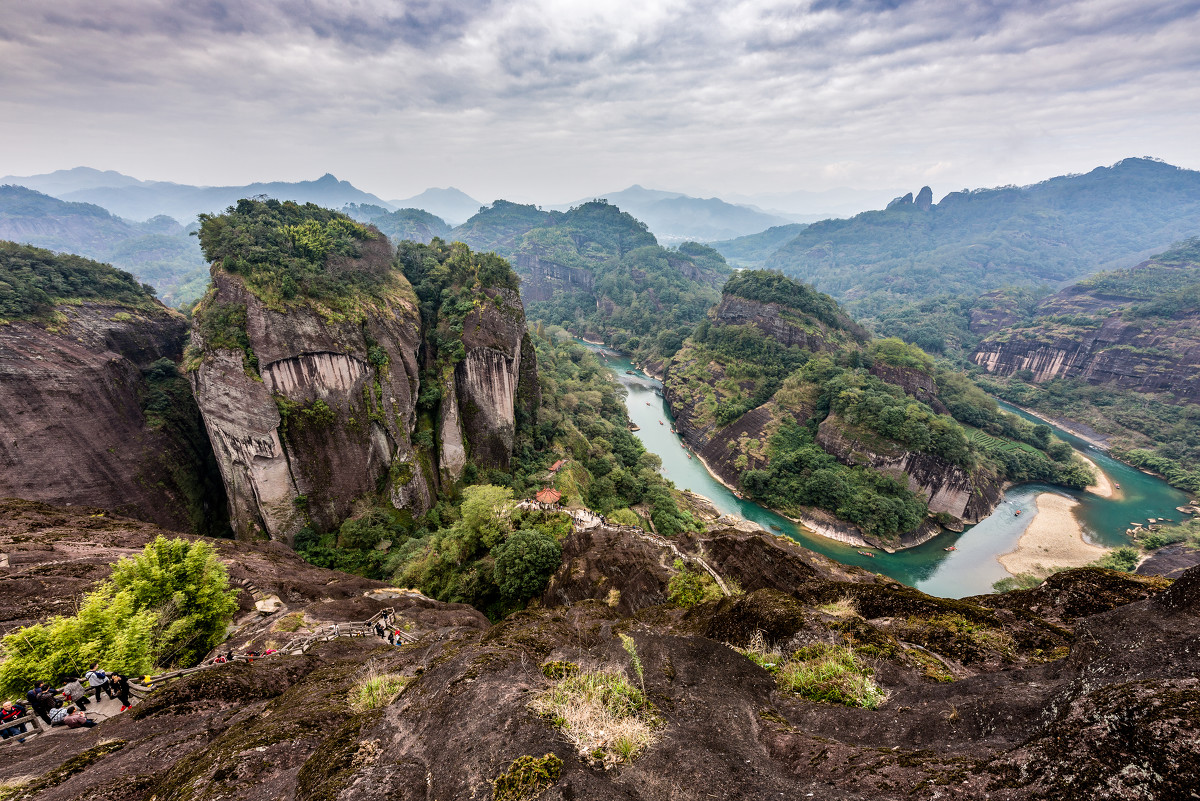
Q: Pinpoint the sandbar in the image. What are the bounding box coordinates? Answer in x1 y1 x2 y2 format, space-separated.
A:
998 493 1109 576
1080 454 1117 499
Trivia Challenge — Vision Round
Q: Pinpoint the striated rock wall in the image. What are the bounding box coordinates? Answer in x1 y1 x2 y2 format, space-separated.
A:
515 252 594 302
816 415 1002 525
712 294 848 351
189 271 431 541
0 302 227 533
453 288 532 469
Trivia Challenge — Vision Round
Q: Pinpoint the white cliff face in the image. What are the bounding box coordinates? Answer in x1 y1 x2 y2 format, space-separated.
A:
191 348 303 539
438 374 468 482
453 288 528 469
189 271 432 542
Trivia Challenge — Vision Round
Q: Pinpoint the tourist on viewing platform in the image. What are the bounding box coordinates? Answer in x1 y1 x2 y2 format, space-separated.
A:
62 706 95 729
27 682 53 724
110 673 132 712
85 664 114 703
60 677 90 710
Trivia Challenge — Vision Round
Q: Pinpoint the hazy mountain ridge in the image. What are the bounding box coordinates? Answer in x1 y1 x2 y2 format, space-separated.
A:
0 185 208 306
559 184 793 242
766 158 1200 317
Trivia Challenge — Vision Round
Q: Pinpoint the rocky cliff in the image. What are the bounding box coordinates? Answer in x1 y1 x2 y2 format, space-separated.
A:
711 293 858 352
0 300 228 534
816 415 1003 526
514 251 595 302
189 269 431 542
4 503 1196 801
971 250 1200 400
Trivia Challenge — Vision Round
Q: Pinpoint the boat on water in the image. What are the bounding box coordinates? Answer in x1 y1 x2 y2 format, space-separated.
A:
626 370 636 375
944 546 957 551
646 402 651 406
659 420 664 425
1015 510 1022 516
1115 483 1121 489
858 551 875 558
687 453 693 459
629 424 640 431
770 524 782 531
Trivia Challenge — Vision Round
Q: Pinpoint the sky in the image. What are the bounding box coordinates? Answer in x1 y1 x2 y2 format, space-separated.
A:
3 0 1200 205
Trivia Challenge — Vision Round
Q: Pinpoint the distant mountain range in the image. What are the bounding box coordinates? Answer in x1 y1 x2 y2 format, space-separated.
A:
0 169 395 223
0 185 208 306
762 158 1200 317
555 185 794 242
387 187 483 226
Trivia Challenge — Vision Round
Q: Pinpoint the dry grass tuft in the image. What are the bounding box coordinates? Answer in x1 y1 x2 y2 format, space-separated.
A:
348 666 412 713
816 596 859 618
529 668 658 767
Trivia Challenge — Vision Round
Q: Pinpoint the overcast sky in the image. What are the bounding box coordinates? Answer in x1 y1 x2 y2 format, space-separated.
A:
3 0 1200 204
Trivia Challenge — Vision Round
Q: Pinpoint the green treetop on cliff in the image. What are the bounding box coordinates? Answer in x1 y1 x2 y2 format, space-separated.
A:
0 240 160 324
196 198 408 315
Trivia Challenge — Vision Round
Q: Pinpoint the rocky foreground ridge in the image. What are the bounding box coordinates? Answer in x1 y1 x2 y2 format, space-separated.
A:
1 500 1196 800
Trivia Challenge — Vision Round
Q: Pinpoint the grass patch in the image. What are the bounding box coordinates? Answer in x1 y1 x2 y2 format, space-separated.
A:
491 753 563 801
274 612 306 633
776 643 887 709
347 668 412 713
816 597 859 618
667 559 723 608
904 646 955 683
733 630 787 674
529 668 658 767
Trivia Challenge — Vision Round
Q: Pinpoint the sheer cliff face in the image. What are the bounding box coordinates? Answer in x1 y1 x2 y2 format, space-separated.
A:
712 294 847 352
0 303 226 533
189 271 431 541
816 416 1002 526
453 287 532 471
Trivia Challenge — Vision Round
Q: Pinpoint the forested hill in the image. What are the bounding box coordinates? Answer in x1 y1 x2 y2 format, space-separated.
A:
970 237 1200 493
664 270 1093 548
450 199 732 370
765 158 1200 317
0 185 208 307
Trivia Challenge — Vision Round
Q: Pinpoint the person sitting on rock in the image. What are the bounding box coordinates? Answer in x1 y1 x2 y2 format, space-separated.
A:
59 677 90 710
62 706 95 729
109 673 132 712
85 663 114 703
47 701 70 726
1 700 28 740
213 655 226 664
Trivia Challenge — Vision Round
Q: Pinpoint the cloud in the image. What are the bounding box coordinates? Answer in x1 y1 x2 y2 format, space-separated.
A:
1 0 1199 200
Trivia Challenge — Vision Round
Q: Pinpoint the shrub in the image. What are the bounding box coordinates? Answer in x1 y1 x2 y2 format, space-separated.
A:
348 669 412 713
667 559 722 608
775 643 887 709
492 753 563 801
1093 546 1140 573
529 668 657 766
492 529 562 601
0 537 238 696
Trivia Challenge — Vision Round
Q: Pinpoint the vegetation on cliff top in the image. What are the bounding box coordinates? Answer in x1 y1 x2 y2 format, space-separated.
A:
0 240 159 323
196 197 408 316
0 537 238 697
452 198 730 367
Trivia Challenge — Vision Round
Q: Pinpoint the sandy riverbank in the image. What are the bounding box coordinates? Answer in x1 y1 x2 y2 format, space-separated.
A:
998 493 1109 576
1080 454 1118 499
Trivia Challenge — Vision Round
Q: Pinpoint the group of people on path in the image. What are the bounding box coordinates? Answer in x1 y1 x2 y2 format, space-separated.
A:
373 613 409 646
1 663 133 743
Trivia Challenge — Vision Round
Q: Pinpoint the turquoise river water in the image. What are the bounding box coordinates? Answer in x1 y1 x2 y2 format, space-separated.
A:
589 347 1190 598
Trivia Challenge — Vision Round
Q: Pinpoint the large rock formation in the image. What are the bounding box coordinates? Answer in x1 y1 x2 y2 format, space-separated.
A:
816 415 1003 528
189 268 432 541
453 288 533 470
0 301 227 534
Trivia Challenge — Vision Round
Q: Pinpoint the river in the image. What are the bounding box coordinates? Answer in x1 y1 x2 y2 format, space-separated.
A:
590 347 1190 598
